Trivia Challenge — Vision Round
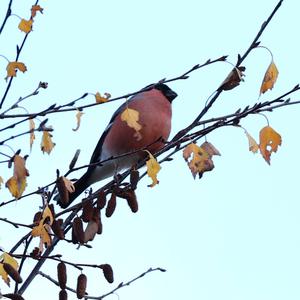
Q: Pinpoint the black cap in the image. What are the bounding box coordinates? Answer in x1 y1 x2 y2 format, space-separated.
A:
154 83 178 102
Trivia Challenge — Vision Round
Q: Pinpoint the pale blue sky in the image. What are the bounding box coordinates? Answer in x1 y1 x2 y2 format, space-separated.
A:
1 1 300 300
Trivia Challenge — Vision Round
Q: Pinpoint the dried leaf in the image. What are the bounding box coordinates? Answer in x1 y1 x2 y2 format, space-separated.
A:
3 263 22 284
0 176 4 189
183 142 218 179
18 19 33 33
219 66 245 91
29 118 35 150
41 131 55 154
259 126 282 164
73 110 84 131
121 107 142 141
5 155 29 198
260 61 279 94
0 253 19 286
95 92 111 103
244 130 259 153
31 5 43 18
31 205 54 252
145 151 161 187
5 62 27 81
201 141 221 157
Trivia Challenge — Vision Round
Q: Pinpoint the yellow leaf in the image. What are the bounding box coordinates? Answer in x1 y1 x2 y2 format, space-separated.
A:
5 62 27 81
244 130 259 153
73 110 84 131
41 131 55 154
121 107 142 141
31 205 54 252
31 5 43 18
0 252 19 286
183 142 219 179
5 155 29 198
29 118 35 150
95 92 111 103
260 61 279 94
145 151 161 187
259 126 282 164
18 19 33 33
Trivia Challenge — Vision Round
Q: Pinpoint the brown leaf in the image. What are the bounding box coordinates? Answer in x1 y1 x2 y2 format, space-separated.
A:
31 5 43 18
73 110 84 131
244 130 259 153
219 66 245 91
3 263 22 284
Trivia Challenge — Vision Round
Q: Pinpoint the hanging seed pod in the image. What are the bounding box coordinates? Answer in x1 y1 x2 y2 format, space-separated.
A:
76 273 87 299
96 190 106 209
59 289 68 300
72 217 84 244
130 169 139 190
30 247 41 258
84 220 98 242
92 208 103 235
51 219 65 239
100 264 114 283
81 200 94 223
105 193 116 217
32 211 42 224
3 293 25 300
57 262 67 289
116 189 138 213
56 176 70 207
3 263 22 284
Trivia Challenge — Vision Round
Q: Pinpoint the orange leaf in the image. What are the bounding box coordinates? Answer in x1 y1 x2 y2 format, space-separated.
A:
260 61 279 94
5 155 29 198
41 131 55 154
29 119 35 150
95 92 111 103
121 107 142 141
145 151 161 187
244 130 259 153
0 253 19 286
259 126 282 164
18 19 33 33
73 110 84 131
31 5 43 18
5 62 27 81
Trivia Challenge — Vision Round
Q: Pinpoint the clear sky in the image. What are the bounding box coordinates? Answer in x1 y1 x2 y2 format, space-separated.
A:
1 1 300 300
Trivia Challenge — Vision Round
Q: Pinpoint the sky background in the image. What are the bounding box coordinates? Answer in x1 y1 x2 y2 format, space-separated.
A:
1 0 300 299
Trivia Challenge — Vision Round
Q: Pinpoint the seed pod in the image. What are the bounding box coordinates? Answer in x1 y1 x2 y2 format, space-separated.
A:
51 219 65 239
72 217 84 244
116 189 138 213
81 200 94 223
32 211 42 224
76 273 87 299
3 263 22 284
92 208 103 235
56 176 70 207
57 262 67 289
100 264 114 283
84 220 98 242
3 293 25 300
130 169 139 190
30 247 41 258
59 289 68 300
96 190 106 209
105 193 116 217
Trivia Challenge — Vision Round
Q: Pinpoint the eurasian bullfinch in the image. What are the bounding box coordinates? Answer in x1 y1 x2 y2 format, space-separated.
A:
57 83 177 208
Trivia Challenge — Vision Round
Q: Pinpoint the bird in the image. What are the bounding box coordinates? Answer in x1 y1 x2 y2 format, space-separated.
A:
57 83 177 208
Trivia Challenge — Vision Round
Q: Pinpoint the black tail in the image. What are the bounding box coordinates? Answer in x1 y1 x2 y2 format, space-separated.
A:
56 172 91 208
